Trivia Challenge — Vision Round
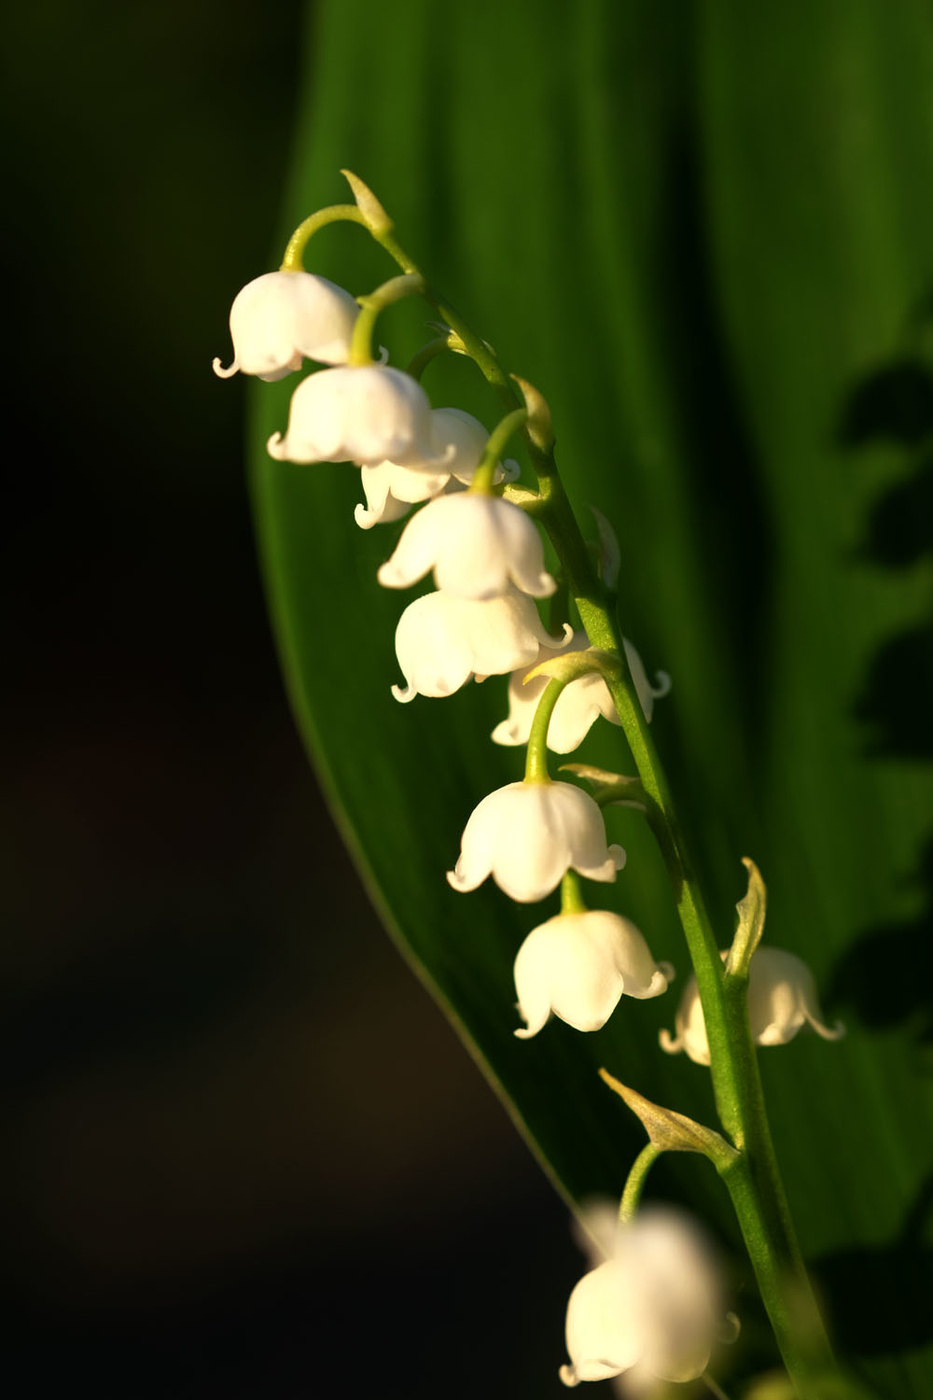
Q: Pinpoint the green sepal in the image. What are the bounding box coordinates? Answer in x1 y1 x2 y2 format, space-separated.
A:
511 373 554 453
724 857 767 982
341 167 394 233
599 1068 739 1172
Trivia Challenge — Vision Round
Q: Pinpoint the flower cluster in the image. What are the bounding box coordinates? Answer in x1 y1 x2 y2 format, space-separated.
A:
214 257 670 1042
215 199 846 1393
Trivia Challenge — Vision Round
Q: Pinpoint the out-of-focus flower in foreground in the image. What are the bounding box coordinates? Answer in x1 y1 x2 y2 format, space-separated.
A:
213 271 359 381
660 946 845 1066
561 1207 735 1390
513 910 672 1038
447 780 625 903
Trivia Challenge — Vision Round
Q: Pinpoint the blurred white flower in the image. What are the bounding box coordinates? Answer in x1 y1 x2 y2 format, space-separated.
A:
267 365 448 466
392 587 570 703
377 493 555 599
660 947 845 1066
513 911 672 1038
561 1207 734 1390
447 781 625 904
213 271 359 381
492 633 670 753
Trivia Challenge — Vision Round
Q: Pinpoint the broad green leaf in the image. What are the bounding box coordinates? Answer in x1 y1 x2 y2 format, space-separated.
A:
248 2 933 1392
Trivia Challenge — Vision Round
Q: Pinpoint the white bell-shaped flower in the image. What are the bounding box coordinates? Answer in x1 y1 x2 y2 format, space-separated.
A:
492 633 670 753
425 407 509 486
267 366 450 467
353 409 520 529
561 1208 733 1389
377 493 556 600
213 271 359 381
354 460 452 529
392 587 571 703
660 946 845 1066
513 911 672 1038
447 781 625 904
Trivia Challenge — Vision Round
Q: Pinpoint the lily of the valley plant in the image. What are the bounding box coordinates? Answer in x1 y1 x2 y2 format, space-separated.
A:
215 172 856 1399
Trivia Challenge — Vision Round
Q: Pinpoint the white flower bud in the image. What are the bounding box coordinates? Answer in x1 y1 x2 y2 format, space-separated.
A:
392 587 570 703
561 1208 734 1389
513 911 672 1038
377 493 556 600
660 947 845 1066
447 781 625 904
492 634 670 753
213 271 359 381
267 366 449 467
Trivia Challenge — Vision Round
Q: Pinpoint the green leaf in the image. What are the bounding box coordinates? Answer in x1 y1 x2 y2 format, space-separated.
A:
247 2 933 1392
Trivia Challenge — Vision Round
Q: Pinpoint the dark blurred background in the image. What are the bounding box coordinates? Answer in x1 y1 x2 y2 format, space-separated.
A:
1 3 579 1394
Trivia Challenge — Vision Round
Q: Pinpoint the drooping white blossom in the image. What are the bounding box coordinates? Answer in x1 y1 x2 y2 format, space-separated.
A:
513 911 672 1038
659 946 845 1066
377 493 556 599
354 460 453 529
426 407 513 487
492 633 670 753
392 587 571 703
267 365 449 467
213 271 359 381
447 781 625 904
561 1207 734 1389
353 407 519 529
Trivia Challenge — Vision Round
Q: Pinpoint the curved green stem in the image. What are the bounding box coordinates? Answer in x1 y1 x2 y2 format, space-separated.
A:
405 335 452 381
619 1143 661 1222
348 272 425 366
280 204 367 270
469 408 528 495
524 678 564 784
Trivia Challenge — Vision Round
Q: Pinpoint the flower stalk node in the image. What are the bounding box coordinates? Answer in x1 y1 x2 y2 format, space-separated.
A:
599 1069 739 1171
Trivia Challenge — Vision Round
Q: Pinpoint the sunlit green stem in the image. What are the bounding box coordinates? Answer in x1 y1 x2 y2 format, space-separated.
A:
405 336 451 381
560 869 588 915
524 678 564 784
348 273 425 366
470 408 528 495
620 1143 661 1222
280 204 367 270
